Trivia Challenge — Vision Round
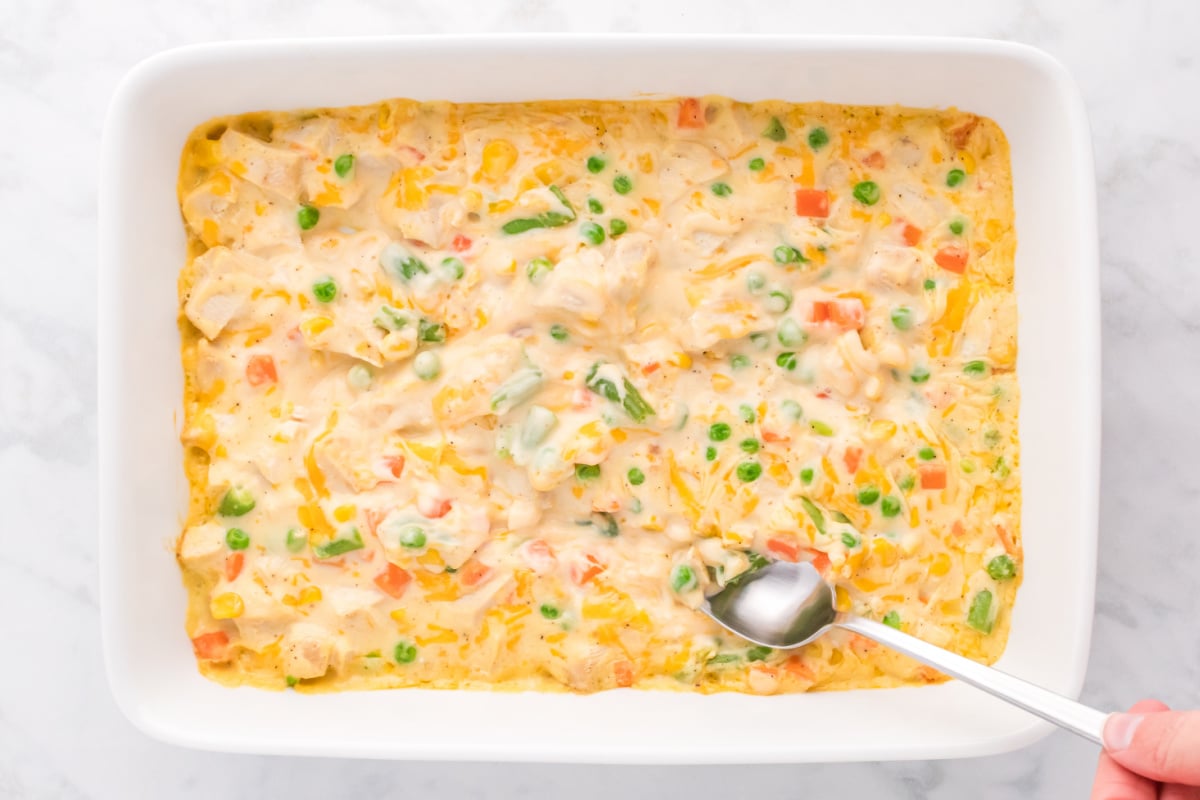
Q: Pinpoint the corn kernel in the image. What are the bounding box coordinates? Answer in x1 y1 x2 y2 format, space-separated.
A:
668 352 692 369
333 504 356 523
929 552 952 577
711 373 733 392
481 139 518 180
211 592 244 619
460 189 482 211
301 316 333 341
871 537 899 567
834 585 852 612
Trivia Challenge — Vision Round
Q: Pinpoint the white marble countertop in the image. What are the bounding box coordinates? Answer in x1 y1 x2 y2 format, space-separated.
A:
3 0 1199 797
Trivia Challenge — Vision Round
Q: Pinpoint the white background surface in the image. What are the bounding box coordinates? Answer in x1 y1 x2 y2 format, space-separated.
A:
2 0 1197 797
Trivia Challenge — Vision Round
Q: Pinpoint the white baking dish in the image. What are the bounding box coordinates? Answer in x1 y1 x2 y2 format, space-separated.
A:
98 35 1099 763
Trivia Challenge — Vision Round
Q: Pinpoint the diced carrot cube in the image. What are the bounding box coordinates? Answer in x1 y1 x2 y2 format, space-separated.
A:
224 552 244 582
374 563 412 599
245 355 277 386
919 464 947 489
843 446 863 474
677 97 705 129
613 660 634 687
460 560 492 587
767 537 801 562
794 188 830 218
191 631 230 660
935 245 969 273
902 223 922 246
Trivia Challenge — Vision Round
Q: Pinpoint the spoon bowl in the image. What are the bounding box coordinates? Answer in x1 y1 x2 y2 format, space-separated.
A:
703 559 1111 745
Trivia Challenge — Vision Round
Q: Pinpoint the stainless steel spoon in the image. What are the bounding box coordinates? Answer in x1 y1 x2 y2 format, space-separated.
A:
703 560 1109 743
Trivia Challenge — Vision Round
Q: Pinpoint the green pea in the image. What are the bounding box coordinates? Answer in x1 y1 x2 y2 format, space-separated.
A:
880 496 902 518
762 116 787 142
924 278 937 291
946 169 966 187
993 457 1011 479
746 645 773 661
852 181 880 206
587 197 604 214
856 486 880 505
736 461 762 482
739 404 756 423
911 366 931 384
706 423 731 442
918 446 936 461
898 474 916 491
739 438 760 454
394 641 418 663
439 257 465 281
670 563 698 593
580 221 605 245
987 554 1017 580
807 127 829 150
730 353 752 370
781 399 803 420
961 459 976 474
984 428 1001 448
749 332 770 350
810 420 833 436
610 218 628 237
711 182 732 197
285 528 307 553
776 352 798 371
333 153 354 178
575 463 601 481
297 204 320 230
949 219 965 235
890 306 913 330
225 528 249 551
800 467 815 484
540 603 561 620
964 360 989 377
612 174 633 194
748 157 766 171
587 155 606 173
218 487 255 517
746 271 767 294
882 610 901 630
705 446 718 462
549 323 569 342
347 364 373 391
413 351 440 381
526 256 554 284
311 277 338 303
841 532 859 548
627 467 646 486
967 589 995 633
765 287 793 313
399 525 426 549
774 245 804 264
286 675 298 687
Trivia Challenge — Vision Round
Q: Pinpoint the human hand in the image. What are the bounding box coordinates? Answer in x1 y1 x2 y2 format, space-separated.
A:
1091 699 1200 799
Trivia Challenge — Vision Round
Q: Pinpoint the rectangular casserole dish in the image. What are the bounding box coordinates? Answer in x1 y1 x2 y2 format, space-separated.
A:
98 35 1099 763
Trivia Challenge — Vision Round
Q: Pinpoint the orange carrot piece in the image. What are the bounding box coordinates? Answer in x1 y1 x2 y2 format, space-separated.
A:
843 446 863 474
451 234 472 252
862 150 886 168
613 660 634 687
828 298 865 330
245 355 277 387
767 537 801 562
935 245 969 273
794 188 830 218
919 464 948 489
677 97 705 129
459 560 492 587
374 563 412 599
191 631 230 660
902 222 922 246
382 455 405 479
224 552 244 582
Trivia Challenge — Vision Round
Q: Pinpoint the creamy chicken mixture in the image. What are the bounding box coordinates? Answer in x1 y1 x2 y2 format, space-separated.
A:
176 97 1020 694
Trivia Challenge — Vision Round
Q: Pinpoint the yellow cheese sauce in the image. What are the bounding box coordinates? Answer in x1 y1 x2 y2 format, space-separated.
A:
176 97 1019 694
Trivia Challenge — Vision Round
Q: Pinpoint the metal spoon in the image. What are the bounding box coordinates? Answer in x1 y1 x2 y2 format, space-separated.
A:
703 560 1109 743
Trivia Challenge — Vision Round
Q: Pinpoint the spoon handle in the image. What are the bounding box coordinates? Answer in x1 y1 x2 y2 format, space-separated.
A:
837 614 1108 744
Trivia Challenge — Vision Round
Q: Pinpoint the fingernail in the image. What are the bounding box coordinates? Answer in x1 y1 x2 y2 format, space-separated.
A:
1103 713 1143 752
